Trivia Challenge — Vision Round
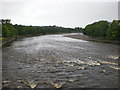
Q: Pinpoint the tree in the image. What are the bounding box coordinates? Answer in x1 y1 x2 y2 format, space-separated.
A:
2 25 10 37
106 20 119 40
83 21 109 37
2 23 18 37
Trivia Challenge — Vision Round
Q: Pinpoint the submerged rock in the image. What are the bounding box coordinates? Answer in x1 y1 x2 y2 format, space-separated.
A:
108 55 119 60
53 83 64 88
2 80 10 84
17 79 38 88
100 70 106 73
28 82 37 88
87 60 101 66
100 61 118 65
110 66 120 70
77 67 86 70
68 79 77 83
65 64 74 67
3 84 12 88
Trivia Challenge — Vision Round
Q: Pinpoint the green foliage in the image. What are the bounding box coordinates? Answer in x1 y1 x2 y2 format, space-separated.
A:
74 27 83 33
14 24 82 36
83 20 119 40
2 19 82 38
2 19 119 41
106 20 120 40
83 21 109 37
2 23 18 37
1 19 18 37
2 25 10 37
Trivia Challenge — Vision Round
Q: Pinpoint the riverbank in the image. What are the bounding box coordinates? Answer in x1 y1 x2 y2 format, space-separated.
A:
1 34 42 47
0 37 17 47
64 33 119 45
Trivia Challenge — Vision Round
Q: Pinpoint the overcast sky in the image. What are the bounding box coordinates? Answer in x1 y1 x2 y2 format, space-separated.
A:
0 0 119 28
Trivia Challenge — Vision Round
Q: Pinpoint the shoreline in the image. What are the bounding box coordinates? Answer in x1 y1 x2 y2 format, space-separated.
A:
1 33 76 47
64 33 119 45
1 33 119 48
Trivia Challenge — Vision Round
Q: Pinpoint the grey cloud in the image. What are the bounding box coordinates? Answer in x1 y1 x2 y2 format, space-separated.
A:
1 1 118 28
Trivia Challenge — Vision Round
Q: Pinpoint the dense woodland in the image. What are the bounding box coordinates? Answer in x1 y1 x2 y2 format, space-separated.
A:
1 19 119 41
1 19 82 38
83 20 120 40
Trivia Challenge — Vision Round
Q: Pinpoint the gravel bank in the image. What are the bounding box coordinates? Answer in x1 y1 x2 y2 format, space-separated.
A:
64 33 118 44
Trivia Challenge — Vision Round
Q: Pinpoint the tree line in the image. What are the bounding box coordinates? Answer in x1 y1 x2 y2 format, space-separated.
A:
83 20 120 40
1 19 119 41
1 19 83 38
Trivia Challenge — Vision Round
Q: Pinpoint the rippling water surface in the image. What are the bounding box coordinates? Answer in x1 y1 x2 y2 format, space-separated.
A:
2 33 119 88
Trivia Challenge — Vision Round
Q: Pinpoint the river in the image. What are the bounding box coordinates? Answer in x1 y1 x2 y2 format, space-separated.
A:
2 33 119 88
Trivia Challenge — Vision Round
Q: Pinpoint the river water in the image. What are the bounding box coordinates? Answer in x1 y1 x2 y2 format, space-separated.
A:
2 33 119 88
